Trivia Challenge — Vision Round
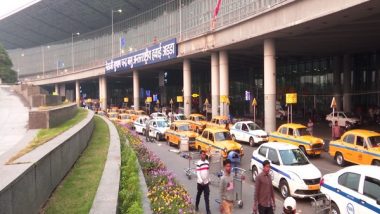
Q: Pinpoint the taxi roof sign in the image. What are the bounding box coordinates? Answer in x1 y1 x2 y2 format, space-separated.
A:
331 97 337 108
252 98 257 106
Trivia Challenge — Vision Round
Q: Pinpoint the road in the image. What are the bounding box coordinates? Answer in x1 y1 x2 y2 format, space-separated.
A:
137 130 342 214
0 85 29 156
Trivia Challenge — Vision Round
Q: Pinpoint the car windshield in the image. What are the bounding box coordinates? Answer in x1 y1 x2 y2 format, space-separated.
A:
247 122 261 130
367 136 380 148
195 116 206 121
156 121 168 128
214 131 232 141
178 125 190 131
279 149 309 166
294 128 309 136
176 115 186 120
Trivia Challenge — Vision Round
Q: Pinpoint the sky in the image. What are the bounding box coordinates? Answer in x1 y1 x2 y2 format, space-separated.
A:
0 0 41 20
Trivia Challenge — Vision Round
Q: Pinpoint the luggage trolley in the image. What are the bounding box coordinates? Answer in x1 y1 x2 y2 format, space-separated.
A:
183 151 202 179
310 193 331 214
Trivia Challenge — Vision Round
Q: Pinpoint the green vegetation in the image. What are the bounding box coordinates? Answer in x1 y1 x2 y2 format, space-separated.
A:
0 43 17 83
8 108 88 164
43 116 110 214
117 124 143 214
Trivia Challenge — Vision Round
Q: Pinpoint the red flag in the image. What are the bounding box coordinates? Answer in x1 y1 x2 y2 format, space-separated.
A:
213 0 222 18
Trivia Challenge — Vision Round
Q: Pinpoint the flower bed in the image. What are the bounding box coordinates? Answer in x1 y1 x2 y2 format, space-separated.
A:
124 129 194 214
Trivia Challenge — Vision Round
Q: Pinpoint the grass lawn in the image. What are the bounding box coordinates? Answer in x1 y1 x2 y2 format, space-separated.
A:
8 108 88 164
42 116 110 214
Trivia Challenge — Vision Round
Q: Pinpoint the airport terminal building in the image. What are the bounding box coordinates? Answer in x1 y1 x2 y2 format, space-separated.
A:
2 0 380 131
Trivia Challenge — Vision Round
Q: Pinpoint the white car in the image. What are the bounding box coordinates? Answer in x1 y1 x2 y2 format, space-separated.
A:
173 113 186 121
326 111 360 129
147 118 169 141
133 116 150 134
150 112 167 119
230 121 268 146
250 142 322 198
321 165 380 214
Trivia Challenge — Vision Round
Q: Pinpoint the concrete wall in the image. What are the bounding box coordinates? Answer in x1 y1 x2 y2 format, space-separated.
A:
0 111 94 214
29 103 77 129
30 94 62 107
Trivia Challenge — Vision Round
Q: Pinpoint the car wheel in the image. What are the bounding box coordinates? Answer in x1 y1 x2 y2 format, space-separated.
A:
280 179 290 198
335 152 346 167
231 134 236 141
372 160 380 166
331 202 340 214
156 133 160 141
251 166 258 182
249 137 255 147
300 146 307 155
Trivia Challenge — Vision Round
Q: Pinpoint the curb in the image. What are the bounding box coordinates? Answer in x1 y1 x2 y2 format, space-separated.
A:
90 116 121 214
125 138 153 214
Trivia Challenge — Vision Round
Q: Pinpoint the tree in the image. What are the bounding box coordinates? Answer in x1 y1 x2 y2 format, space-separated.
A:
0 43 17 83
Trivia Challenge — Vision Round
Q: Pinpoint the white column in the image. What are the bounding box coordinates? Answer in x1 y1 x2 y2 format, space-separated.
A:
99 76 103 102
133 70 140 111
219 50 229 116
333 56 342 111
264 39 276 132
75 80 80 106
99 76 107 110
55 84 59 95
211 52 220 117
183 59 192 117
343 54 352 112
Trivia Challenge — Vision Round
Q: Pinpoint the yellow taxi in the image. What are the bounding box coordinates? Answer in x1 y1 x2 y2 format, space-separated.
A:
107 112 119 121
329 129 380 166
195 127 244 159
131 110 146 122
269 123 324 156
188 114 208 133
206 116 231 129
117 113 133 125
164 121 198 149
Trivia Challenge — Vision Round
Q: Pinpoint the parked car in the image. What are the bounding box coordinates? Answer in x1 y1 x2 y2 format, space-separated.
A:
107 112 119 121
117 113 133 125
165 121 198 149
172 113 186 121
329 129 380 166
206 116 231 129
251 142 322 198
230 121 268 146
326 111 360 129
320 165 380 214
146 118 169 140
150 112 167 119
269 123 324 156
133 115 150 134
195 127 243 159
188 113 208 133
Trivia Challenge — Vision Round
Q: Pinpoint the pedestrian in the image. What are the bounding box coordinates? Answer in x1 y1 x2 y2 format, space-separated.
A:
253 160 275 214
220 159 234 214
332 121 341 140
307 118 314 136
195 150 211 214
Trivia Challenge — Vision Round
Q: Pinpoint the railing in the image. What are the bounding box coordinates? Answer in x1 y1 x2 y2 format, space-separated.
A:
12 0 290 81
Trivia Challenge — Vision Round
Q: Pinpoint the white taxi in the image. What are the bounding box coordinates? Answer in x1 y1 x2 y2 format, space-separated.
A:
147 118 169 141
230 121 268 146
133 116 149 134
321 165 380 214
251 142 322 198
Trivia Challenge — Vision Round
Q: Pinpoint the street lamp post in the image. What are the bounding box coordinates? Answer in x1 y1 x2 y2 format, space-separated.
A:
111 9 122 59
71 32 80 72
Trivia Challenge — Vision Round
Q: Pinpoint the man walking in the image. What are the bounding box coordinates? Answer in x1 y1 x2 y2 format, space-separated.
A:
253 160 275 214
195 150 211 214
220 159 234 214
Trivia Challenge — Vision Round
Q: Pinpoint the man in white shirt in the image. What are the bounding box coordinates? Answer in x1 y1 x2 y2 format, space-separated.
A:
195 150 211 214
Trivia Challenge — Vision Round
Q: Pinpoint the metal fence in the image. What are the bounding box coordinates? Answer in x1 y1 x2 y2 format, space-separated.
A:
8 0 289 80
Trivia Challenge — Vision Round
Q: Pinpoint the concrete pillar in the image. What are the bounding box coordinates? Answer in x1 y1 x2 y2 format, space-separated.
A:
99 76 107 110
183 59 192 117
333 56 342 111
75 80 80 106
343 55 352 112
133 70 140 111
219 50 229 116
264 39 276 132
211 52 220 117
55 84 59 95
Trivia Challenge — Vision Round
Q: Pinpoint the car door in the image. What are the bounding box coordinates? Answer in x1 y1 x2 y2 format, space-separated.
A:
286 128 296 146
199 131 209 151
338 112 345 127
342 134 356 163
241 123 250 142
232 123 242 141
336 172 363 213
255 146 269 173
208 132 215 152
361 175 380 214
149 121 156 137
267 148 281 187
354 136 369 165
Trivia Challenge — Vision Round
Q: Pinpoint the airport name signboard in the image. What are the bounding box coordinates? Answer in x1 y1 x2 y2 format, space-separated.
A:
105 38 177 74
